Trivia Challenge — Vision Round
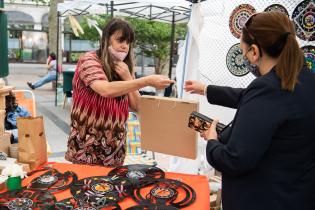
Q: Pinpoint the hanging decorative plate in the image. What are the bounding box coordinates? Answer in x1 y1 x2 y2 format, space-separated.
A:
264 4 289 17
229 4 256 39
302 45 315 73
292 0 315 41
226 43 249 77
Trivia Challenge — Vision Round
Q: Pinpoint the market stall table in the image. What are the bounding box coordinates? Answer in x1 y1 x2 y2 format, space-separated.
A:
1 162 210 209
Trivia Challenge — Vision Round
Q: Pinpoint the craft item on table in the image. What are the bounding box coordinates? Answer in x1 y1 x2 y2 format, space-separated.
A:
108 164 165 188
70 176 132 209
0 152 7 160
226 43 249 76
68 15 84 37
229 4 256 39
264 4 289 17
292 0 315 41
53 197 122 210
301 45 315 73
0 189 56 209
27 168 78 193
126 204 179 210
130 178 196 209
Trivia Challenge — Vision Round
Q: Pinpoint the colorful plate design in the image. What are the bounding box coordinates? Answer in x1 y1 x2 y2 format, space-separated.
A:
226 43 249 77
292 0 315 41
264 4 289 17
302 45 315 73
229 4 256 39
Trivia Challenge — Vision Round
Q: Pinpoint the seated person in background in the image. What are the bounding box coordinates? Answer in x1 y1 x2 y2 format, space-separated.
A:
27 53 57 90
5 91 30 143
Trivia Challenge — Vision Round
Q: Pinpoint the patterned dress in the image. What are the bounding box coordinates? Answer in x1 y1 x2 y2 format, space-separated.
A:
65 52 129 166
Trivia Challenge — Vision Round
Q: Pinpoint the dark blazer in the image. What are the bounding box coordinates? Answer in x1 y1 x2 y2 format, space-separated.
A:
205 68 315 210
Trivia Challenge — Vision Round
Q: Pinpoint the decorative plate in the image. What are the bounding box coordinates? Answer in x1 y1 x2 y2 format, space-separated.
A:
292 0 315 41
226 43 249 77
302 45 315 73
264 4 289 17
229 4 256 39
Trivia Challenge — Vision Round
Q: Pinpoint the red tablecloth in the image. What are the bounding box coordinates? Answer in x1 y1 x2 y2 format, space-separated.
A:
3 162 210 209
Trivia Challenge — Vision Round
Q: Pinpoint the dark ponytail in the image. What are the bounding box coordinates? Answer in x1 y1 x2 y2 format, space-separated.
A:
275 33 304 91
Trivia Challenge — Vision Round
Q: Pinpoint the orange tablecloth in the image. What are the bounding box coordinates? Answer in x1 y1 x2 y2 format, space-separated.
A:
4 162 210 209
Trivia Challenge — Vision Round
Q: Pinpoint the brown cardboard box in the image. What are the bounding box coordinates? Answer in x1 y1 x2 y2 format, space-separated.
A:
139 96 198 159
0 110 5 134
0 132 11 155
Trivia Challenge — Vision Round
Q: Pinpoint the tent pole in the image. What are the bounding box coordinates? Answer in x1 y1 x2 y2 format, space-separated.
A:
110 1 114 18
55 12 60 106
168 11 175 79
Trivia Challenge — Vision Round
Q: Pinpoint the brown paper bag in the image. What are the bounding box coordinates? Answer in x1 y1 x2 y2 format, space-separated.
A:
0 132 11 155
17 116 47 170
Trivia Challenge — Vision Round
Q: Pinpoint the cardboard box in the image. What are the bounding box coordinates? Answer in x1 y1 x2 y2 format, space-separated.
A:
0 132 11 155
139 96 198 159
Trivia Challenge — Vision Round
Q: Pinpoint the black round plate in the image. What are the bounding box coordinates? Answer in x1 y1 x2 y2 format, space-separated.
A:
264 4 289 17
292 0 315 41
226 43 249 77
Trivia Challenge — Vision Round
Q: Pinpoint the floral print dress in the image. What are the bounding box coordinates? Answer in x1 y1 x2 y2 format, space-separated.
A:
65 51 129 166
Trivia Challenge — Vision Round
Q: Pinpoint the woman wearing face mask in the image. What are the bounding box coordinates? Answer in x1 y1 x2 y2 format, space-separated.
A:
65 18 174 166
185 12 315 210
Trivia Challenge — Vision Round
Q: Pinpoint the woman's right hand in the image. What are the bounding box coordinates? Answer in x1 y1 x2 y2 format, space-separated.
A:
184 80 206 95
146 75 175 90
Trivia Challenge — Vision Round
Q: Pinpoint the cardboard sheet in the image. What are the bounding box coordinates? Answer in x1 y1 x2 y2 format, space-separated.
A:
139 96 198 159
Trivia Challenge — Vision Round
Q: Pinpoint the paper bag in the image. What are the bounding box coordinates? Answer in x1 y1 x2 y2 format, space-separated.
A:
17 116 47 170
0 132 11 155
139 96 198 159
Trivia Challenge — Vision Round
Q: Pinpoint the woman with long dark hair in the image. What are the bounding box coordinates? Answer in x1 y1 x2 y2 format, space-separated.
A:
65 18 173 166
185 12 315 210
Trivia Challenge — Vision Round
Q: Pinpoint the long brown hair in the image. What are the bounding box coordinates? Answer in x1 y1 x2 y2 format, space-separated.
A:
242 12 304 91
97 18 135 82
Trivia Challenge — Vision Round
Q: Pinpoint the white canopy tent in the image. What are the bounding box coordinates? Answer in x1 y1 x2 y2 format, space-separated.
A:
57 0 192 22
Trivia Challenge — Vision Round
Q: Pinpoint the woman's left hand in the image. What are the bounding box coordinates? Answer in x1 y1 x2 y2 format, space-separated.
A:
114 61 133 81
200 119 219 141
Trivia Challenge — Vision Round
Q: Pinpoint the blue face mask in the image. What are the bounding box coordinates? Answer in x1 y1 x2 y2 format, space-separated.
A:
243 48 261 77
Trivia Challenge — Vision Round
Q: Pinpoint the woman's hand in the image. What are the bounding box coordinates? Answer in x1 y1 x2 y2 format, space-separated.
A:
114 61 133 81
200 119 219 141
146 75 175 89
184 80 206 95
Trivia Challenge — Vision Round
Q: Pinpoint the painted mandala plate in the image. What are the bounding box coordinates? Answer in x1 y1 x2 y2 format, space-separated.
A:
229 4 256 39
302 45 315 73
292 0 315 41
264 4 289 17
226 43 249 77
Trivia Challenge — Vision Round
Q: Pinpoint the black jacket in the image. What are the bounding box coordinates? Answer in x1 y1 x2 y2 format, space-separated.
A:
206 68 315 210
